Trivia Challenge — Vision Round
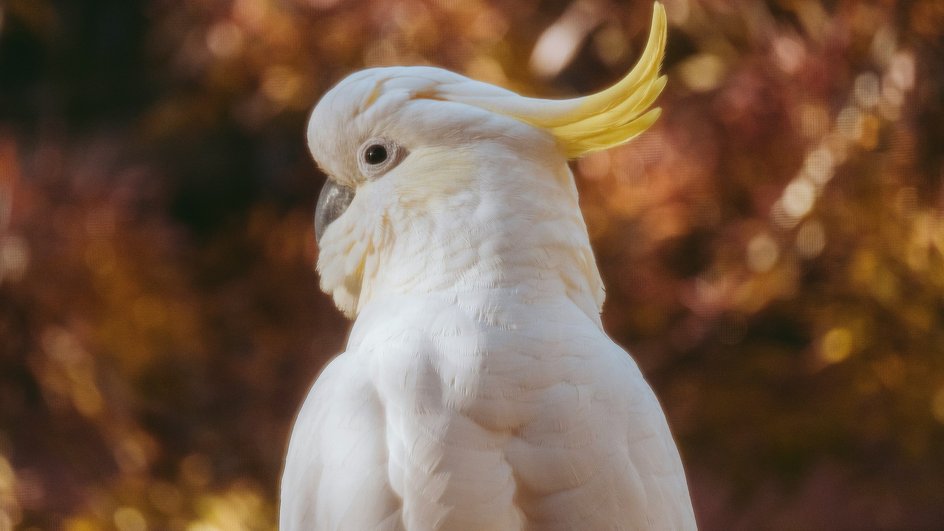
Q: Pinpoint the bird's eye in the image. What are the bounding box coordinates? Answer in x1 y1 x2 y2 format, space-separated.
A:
357 138 404 179
364 144 388 165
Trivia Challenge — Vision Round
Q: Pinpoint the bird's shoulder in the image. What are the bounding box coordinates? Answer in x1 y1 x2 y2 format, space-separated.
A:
281 352 400 530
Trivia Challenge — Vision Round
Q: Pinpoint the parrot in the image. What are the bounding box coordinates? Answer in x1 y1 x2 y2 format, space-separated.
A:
281 3 696 529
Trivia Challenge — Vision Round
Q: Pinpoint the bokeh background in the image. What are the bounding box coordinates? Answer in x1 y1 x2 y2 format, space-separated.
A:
1 0 943 529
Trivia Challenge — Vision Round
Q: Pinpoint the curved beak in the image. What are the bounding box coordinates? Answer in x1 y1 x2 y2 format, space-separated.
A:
314 179 355 244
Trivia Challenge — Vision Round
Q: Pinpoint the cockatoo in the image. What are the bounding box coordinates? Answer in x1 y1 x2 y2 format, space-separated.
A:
281 3 695 529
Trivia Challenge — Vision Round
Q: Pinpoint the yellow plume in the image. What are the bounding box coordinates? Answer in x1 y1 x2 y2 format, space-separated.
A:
397 2 667 158
452 2 667 158
525 2 668 157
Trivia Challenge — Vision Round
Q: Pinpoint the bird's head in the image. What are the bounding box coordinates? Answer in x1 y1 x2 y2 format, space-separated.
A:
308 3 667 318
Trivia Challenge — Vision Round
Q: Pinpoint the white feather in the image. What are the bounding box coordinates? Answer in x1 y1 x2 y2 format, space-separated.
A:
283 4 695 528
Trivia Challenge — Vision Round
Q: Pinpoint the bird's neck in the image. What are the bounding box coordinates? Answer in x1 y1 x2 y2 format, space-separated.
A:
357 162 605 323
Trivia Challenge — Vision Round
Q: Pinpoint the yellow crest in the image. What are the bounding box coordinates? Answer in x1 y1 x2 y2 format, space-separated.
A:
439 2 668 158
523 2 668 158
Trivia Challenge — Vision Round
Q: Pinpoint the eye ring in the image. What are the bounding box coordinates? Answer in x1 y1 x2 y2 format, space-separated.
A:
357 138 404 179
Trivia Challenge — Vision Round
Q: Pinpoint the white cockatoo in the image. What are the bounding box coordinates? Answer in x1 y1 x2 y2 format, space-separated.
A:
281 3 695 529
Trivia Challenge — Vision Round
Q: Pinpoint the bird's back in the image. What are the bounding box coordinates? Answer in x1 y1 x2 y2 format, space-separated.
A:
281 290 695 530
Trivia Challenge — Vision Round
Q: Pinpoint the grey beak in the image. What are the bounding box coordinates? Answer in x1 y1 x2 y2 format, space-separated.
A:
314 179 356 244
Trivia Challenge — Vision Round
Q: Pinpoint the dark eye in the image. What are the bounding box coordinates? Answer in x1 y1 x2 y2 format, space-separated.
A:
357 138 404 179
364 144 388 165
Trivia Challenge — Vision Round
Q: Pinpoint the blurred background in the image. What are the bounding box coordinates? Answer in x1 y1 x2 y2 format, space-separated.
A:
1 0 943 529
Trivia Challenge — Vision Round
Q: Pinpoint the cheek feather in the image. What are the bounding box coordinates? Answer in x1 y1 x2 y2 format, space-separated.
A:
316 197 380 318
393 149 477 211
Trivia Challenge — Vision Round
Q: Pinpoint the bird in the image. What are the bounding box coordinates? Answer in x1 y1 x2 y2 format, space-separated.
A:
280 3 696 529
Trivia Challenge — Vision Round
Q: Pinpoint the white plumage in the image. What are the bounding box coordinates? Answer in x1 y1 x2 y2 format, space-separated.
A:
282 3 696 529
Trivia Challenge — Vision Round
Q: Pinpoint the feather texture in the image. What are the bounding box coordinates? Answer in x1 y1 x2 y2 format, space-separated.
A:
284 288 695 530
